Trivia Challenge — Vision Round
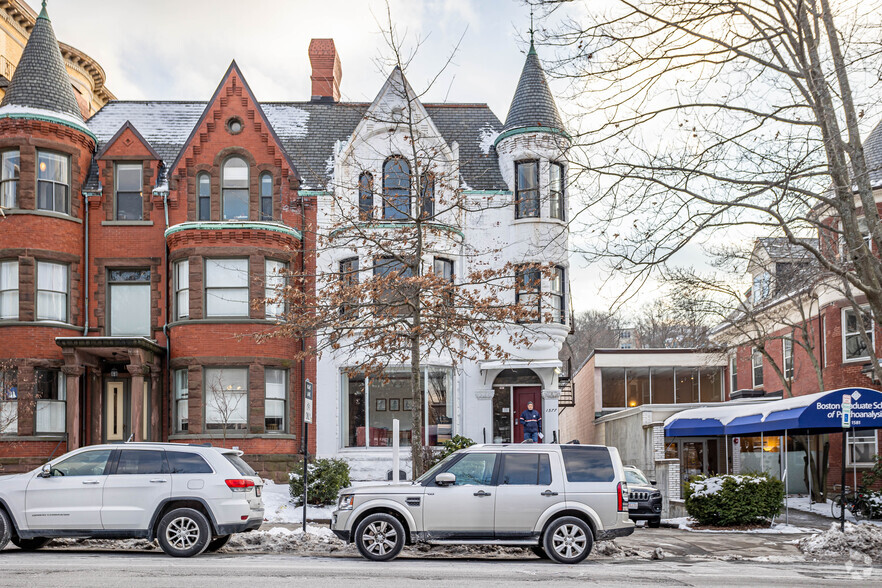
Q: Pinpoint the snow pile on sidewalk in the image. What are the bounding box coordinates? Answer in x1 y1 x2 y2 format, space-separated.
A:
799 522 882 561
663 517 818 534
224 526 350 555
689 475 762 498
261 479 336 523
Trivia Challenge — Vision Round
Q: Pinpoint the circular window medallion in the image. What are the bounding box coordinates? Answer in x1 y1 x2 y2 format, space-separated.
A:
226 117 244 135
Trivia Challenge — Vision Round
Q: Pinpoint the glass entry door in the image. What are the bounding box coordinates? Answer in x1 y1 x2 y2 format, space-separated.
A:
105 381 129 442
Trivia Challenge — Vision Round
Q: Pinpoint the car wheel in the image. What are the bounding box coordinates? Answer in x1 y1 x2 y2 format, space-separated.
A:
648 518 661 529
157 508 211 558
543 516 594 564
354 513 406 562
0 509 10 551
11 537 50 551
204 535 232 553
531 545 550 559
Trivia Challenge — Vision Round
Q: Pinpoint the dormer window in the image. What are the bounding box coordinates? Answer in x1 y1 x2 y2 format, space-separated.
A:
515 160 539 219
115 163 143 220
222 157 249 220
383 156 410 220
358 172 373 220
752 272 771 304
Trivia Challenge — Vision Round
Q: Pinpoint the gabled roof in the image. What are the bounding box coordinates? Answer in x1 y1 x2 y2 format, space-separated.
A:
88 101 508 191
95 120 161 160
500 43 564 137
0 3 82 121
864 118 882 188
754 237 817 262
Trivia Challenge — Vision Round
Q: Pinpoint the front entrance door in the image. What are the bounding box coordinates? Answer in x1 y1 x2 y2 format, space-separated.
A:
514 387 542 442
105 381 130 442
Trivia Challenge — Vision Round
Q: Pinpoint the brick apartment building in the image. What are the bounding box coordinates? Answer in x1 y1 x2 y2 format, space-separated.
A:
0 4 311 477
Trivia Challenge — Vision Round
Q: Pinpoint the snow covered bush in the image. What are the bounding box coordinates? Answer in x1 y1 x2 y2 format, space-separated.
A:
685 473 783 526
289 458 351 505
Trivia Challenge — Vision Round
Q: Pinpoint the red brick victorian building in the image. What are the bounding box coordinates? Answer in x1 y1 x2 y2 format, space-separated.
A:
0 4 313 476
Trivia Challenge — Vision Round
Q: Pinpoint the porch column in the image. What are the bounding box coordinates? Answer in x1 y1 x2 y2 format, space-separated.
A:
89 371 101 445
541 389 561 444
62 365 84 449
474 388 495 444
127 364 146 442
150 367 161 441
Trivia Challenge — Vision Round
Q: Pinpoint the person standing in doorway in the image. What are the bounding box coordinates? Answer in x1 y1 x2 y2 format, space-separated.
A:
519 401 542 443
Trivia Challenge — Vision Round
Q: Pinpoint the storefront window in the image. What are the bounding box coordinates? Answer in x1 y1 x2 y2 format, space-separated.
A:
699 369 723 402
675 369 699 404
343 367 451 447
601 368 625 408
651 368 675 404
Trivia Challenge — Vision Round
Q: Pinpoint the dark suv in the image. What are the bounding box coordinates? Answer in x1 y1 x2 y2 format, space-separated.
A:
623 466 662 528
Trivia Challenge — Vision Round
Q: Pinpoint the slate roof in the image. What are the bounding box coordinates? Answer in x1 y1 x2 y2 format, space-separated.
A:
501 43 564 135
0 5 82 120
864 119 882 188
87 101 507 191
756 237 818 261
82 157 102 193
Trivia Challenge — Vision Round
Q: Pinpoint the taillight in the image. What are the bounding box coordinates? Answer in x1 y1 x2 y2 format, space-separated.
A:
617 481 629 512
226 479 255 492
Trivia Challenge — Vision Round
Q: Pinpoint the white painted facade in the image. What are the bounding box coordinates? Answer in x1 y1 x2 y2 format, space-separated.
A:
312 67 571 477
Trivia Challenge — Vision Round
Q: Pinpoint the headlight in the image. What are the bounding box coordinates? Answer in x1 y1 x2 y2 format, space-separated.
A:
338 494 354 510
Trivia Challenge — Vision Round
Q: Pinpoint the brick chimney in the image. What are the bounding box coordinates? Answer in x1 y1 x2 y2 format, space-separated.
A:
308 39 342 102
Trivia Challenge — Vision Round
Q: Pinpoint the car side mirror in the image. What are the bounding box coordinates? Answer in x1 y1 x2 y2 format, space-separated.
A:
650 480 657 486
435 472 456 486
40 464 52 478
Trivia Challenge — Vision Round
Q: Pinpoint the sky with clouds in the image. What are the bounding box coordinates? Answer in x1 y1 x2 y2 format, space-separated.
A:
43 0 708 314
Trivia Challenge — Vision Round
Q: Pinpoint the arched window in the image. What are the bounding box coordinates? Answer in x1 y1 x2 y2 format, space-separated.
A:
197 172 210 220
222 156 249 220
358 172 373 220
260 172 273 221
383 156 410 220
420 172 434 219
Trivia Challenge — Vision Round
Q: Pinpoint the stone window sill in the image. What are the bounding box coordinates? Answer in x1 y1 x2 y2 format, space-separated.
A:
1 209 82 223
101 220 154 226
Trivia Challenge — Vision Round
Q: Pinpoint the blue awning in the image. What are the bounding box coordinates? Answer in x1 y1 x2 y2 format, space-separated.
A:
664 387 882 437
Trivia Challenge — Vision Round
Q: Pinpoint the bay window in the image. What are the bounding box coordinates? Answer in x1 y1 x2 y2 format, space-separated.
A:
343 367 453 447
383 156 411 220
36 150 69 214
550 162 565 220
204 367 247 430
515 160 539 218
339 257 359 316
0 260 17 320
1 150 19 209
515 265 541 323
358 172 373 220
265 368 287 433
36 261 67 322
174 260 189 320
174 368 188 432
35 368 65 434
205 258 249 317
551 266 565 324
265 259 286 320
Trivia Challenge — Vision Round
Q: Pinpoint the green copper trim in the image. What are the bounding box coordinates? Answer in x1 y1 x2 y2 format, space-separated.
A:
298 190 331 197
493 126 570 147
0 112 95 141
329 221 464 239
164 221 302 240
38 0 49 20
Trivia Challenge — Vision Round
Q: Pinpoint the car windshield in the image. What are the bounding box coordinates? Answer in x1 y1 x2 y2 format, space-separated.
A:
625 469 649 486
414 452 460 484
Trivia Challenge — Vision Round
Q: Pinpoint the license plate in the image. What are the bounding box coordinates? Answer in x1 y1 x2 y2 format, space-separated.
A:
628 502 638 510
256 486 262 497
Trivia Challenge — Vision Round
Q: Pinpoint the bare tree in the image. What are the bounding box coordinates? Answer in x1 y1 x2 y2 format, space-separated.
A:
632 296 711 349
205 371 247 449
537 0 882 380
258 7 566 476
561 309 622 370
0 360 18 437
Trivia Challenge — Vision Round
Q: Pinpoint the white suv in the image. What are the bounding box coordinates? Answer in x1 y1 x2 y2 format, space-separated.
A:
0 443 264 557
331 443 634 564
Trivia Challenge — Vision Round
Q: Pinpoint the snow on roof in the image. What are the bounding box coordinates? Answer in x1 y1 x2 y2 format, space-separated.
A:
478 124 499 155
664 390 832 427
0 103 92 136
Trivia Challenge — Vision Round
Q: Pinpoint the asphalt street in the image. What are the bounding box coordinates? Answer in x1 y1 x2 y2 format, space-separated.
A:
0 548 876 587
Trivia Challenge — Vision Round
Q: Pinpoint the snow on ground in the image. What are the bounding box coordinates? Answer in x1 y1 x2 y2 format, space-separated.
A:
786 495 882 526
662 517 819 534
225 526 345 554
261 479 336 523
799 522 882 562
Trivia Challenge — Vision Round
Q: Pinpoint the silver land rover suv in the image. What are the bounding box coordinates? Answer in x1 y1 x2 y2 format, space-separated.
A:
331 443 634 564
0 443 264 557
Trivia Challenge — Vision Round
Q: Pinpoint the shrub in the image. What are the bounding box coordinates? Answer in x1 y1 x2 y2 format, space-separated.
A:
685 473 784 526
289 457 351 505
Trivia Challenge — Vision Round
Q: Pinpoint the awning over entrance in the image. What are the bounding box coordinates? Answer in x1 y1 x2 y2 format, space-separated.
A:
664 387 882 436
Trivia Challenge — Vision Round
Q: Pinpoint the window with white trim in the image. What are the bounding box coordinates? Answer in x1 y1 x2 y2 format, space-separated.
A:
515 160 539 218
847 429 878 467
551 266 566 324
35 368 65 434
752 272 771 304
260 172 273 221
843 307 874 362
108 269 150 336
174 368 188 432
115 163 143 220
515 265 541 323
752 348 763 387
265 259 286 320
265 368 287 433
730 355 738 392
1 150 19 209
222 157 249 220
36 151 69 214
0 366 17 435
783 337 794 380
197 172 211 221
36 261 67 322
550 162 565 220
0 260 18 320
204 367 247 430
175 260 189 320
205 258 249 317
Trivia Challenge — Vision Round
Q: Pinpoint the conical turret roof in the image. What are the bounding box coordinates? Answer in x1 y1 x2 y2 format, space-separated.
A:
501 42 565 135
0 2 82 120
